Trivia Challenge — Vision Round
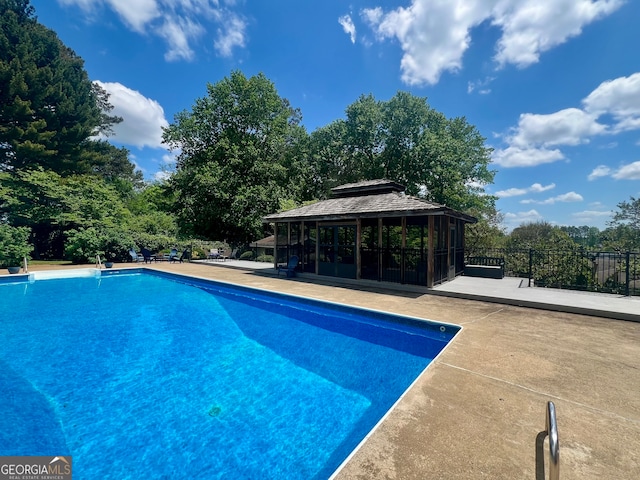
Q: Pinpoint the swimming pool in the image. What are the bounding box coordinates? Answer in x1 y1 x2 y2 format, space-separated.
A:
0 270 460 479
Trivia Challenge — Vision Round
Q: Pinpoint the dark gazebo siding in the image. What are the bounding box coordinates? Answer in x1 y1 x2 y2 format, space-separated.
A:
263 180 476 287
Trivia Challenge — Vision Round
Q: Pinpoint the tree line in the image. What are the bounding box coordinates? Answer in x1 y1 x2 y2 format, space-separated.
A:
1 0 638 268
466 200 640 256
162 71 497 244
0 0 177 265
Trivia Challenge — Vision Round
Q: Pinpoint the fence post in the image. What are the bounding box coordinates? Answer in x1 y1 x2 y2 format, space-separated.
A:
528 248 533 287
626 251 631 296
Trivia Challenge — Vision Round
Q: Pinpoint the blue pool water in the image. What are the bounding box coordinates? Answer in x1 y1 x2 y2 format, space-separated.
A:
0 271 459 479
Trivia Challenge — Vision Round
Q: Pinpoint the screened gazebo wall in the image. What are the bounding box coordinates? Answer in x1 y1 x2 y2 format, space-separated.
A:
273 215 466 287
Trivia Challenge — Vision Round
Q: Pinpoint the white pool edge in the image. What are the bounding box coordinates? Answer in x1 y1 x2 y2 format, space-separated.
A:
29 268 101 281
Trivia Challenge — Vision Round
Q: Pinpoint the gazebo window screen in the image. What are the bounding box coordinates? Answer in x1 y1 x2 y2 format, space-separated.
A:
360 219 379 281
275 222 289 264
404 217 428 285
434 216 450 285
381 218 403 283
303 223 316 273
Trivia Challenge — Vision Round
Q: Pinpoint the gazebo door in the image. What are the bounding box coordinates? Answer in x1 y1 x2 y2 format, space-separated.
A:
318 224 357 279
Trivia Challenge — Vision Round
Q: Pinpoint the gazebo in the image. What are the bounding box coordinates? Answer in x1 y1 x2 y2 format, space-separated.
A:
263 179 476 287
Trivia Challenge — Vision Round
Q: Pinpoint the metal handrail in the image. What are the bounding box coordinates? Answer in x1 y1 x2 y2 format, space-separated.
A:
23 255 29 273
95 254 103 269
545 401 560 480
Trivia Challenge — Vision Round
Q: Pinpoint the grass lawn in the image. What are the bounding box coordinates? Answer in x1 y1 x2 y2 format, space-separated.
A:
29 260 74 266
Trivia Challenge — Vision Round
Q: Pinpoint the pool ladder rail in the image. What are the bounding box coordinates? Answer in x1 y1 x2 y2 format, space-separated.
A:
536 401 559 480
95 254 103 269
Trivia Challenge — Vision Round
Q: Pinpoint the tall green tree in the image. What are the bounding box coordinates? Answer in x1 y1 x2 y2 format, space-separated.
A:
465 210 506 255
0 0 122 175
559 225 601 248
606 196 640 250
505 221 592 288
505 221 563 250
307 91 496 215
163 71 308 243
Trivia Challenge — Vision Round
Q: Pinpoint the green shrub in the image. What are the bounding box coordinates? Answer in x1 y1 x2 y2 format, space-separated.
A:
0 224 32 267
65 227 136 263
64 228 101 263
239 251 254 261
255 254 274 263
130 233 179 254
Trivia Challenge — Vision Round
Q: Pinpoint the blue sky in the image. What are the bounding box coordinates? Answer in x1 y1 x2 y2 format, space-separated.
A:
30 0 640 231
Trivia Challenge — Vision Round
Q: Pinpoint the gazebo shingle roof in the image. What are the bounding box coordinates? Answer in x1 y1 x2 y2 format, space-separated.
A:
264 180 476 223
331 179 405 197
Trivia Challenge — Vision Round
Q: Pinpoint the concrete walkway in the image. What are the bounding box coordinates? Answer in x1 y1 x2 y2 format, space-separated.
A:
7 262 640 479
432 275 640 323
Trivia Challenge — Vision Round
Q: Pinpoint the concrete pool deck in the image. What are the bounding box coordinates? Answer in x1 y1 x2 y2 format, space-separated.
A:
9 262 640 479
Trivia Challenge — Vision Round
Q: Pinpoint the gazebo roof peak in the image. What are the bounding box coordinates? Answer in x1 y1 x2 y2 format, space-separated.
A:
330 179 405 198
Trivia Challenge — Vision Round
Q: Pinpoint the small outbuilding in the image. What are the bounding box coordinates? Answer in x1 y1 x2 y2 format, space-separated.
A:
263 179 476 287
249 235 275 258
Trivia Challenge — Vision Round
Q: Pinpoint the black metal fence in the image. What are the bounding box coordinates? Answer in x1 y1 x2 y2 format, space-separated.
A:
466 248 640 296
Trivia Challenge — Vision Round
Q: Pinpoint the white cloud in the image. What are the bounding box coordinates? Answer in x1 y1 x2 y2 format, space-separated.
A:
495 187 527 198
502 209 543 230
468 76 495 95
554 192 584 202
60 0 159 32
158 15 201 61
583 72 640 117
95 81 169 149
612 161 640 180
213 13 247 57
339 15 357 44
363 1 489 85
361 0 623 86
58 0 247 60
572 209 612 219
520 191 584 205
588 165 611 181
154 170 172 181
586 161 640 181
491 146 564 167
162 152 177 165
529 182 556 193
510 108 606 148
495 182 555 197
495 71 640 168
492 0 624 68
361 7 383 26
152 152 178 181
583 72 640 133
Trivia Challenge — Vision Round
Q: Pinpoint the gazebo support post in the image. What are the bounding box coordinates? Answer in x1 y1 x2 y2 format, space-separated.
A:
427 216 435 288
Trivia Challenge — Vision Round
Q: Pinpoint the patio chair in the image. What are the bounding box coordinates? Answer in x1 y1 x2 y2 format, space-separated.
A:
277 255 299 278
168 248 180 262
170 249 190 263
140 248 156 263
208 248 221 261
129 248 144 263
